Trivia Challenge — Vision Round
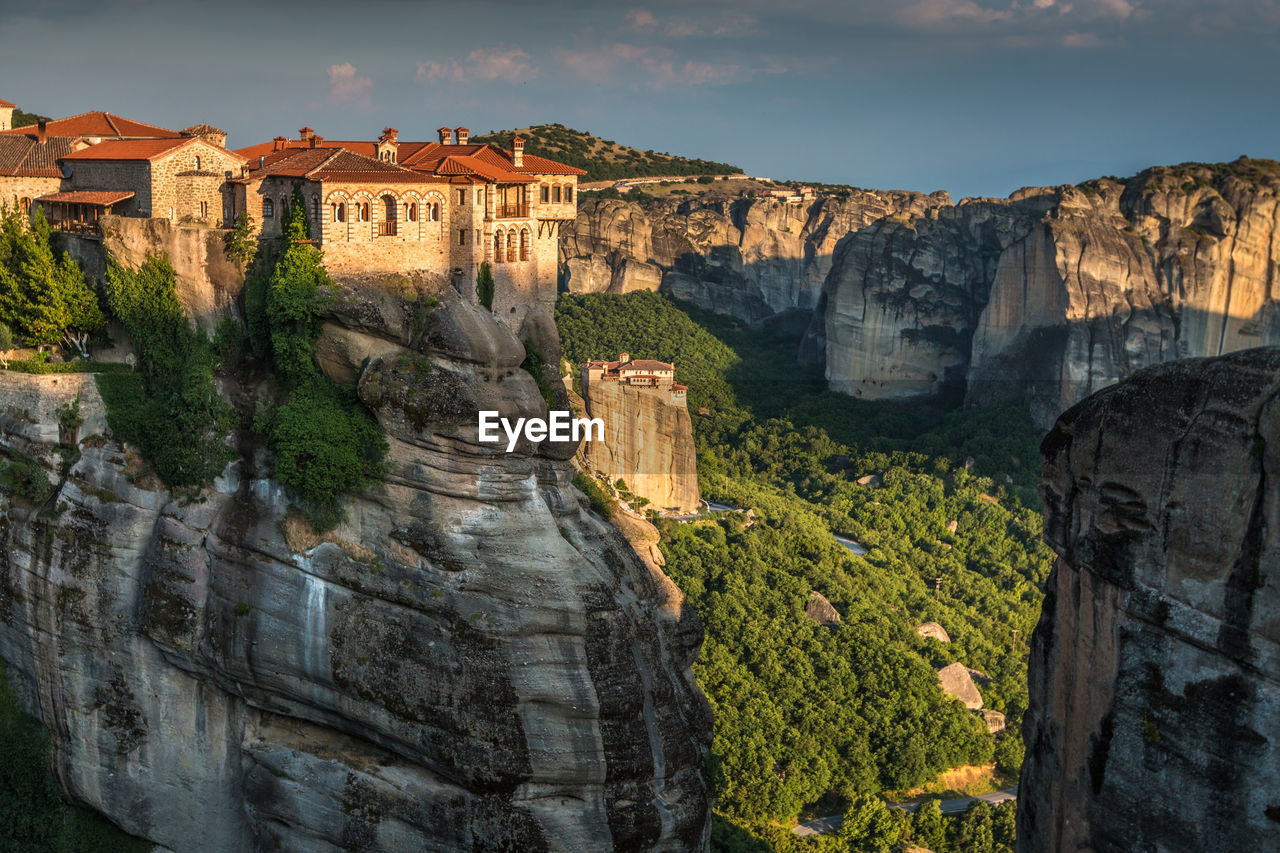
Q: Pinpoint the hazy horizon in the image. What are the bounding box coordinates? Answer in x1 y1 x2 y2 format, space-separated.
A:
3 0 1277 199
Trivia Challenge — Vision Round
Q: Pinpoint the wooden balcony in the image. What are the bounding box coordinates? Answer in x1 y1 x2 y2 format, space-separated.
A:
495 203 529 219
377 221 397 237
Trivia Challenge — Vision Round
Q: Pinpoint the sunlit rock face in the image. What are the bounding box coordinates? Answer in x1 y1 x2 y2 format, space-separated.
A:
561 190 946 323
1019 346 1280 853
0 276 711 852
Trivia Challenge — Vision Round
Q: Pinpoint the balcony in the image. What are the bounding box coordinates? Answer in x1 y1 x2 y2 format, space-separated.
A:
495 203 529 219
378 221 397 237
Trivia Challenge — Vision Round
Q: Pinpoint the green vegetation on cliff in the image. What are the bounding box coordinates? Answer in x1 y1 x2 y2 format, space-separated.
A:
244 189 387 530
99 255 233 488
556 291 1049 848
470 124 743 182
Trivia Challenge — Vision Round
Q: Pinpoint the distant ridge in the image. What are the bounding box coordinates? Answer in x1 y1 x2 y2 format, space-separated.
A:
470 123 742 182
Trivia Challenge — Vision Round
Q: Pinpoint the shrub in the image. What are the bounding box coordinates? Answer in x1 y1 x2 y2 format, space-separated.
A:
5 360 132 375
0 206 105 349
101 256 234 488
259 378 387 531
1 458 53 505
572 470 614 517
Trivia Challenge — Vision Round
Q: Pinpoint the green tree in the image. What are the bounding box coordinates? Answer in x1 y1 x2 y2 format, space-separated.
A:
476 261 495 311
0 322 12 368
223 211 257 269
910 800 947 851
992 801 1017 853
953 802 995 853
0 206 105 350
840 797 901 852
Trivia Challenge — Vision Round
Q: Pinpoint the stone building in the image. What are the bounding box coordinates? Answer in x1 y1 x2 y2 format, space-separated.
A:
231 126 585 321
53 136 244 226
0 98 12 132
0 129 80 214
582 353 688 406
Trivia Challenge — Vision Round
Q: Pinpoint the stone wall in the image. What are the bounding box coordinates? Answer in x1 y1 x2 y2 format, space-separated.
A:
0 176 62 211
147 140 242 225
64 160 151 215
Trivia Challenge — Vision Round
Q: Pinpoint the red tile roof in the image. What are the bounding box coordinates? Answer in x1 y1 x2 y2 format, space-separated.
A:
181 123 226 137
60 137 199 162
234 133 585 181
239 146 433 184
37 190 135 206
0 99 15 108
622 359 675 371
2 111 181 139
0 135 75 177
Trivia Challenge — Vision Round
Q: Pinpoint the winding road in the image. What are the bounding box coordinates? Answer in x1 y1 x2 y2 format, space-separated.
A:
791 787 1018 837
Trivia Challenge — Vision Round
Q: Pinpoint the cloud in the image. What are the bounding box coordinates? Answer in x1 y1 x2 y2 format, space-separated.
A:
625 8 657 29
417 45 537 84
327 62 373 110
554 42 777 89
899 0 1013 27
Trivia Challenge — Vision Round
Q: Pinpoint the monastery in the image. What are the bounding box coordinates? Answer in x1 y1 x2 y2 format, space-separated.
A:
0 98 584 319
581 353 688 406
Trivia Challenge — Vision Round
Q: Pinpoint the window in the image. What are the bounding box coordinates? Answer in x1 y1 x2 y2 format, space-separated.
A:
565 186 573 203
429 202 440 221
519 228 530 261
263 198 274 218
194 155 202 171
458 229 466 245
493 231 503 262
358 202 370 222
552 186 561 203
332 202 346 222
540 184 549 203
312 196 320 220
200 201 208 218
457 189 467 205
19 198 30 213
407 202 418 222
506 231 516 263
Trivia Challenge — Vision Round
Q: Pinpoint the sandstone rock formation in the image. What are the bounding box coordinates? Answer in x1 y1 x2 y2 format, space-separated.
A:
936 662 983 710
561 190 947 324
915 622 951 643
581 375 700 515
804 591 841 627
564 160 1280 426
0 277 711 851
819 161 1280 422
1019 346 1280 852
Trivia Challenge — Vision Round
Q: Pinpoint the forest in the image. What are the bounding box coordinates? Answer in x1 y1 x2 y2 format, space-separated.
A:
556 291 1052 852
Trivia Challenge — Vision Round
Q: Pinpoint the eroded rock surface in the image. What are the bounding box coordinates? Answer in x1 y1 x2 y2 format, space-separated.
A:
1019 346 1280 853
0 278 711 851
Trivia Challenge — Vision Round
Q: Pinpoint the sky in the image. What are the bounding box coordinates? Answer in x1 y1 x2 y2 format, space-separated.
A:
2 0 1278 199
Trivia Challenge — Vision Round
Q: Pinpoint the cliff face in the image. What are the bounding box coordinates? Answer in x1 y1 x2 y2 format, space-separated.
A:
565 160 1280 427
581 379 700 515
821 162 1280 423
0 279 711 851
561 190 947 324
1019 346 1280 852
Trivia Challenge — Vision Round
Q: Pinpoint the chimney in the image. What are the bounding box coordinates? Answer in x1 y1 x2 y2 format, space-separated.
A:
512 135 524 167
272 135 287 152
258 156 265 169
298 126 314 141
455 126 469 145
310 134 325 148
377 128 399 162
37 120 47 144
437 126 453 145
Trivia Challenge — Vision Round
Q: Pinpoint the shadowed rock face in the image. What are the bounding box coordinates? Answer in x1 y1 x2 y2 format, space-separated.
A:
0 276 711 851
1019 346 1280 853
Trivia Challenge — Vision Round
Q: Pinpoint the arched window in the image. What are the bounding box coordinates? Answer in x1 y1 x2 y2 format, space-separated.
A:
552 185 561 203
493 231 504 262
407 202 418 222
540 184 549 203
380 195 397 236
194 155 202 171
506 231 516 263
429 202 440 221
332 202 346 222
263 198 274 218
356 202 369 222
19 197 30 213
519 228 530 261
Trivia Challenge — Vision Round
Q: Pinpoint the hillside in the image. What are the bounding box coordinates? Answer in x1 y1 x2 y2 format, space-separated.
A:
470 123 743 182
